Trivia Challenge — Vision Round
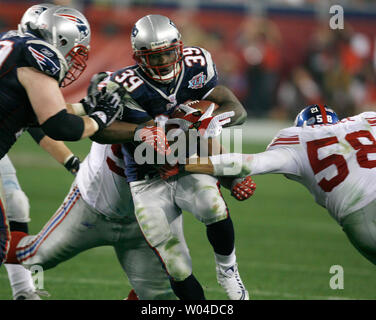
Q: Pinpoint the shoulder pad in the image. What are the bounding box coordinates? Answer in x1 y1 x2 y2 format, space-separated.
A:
200 47 217 83
183 46 218 87
267 126 301 150
360 111 376 120
1 30 19 39
25 39 68 83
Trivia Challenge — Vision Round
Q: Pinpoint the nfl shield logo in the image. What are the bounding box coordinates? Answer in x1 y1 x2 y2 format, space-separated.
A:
188 72 206 89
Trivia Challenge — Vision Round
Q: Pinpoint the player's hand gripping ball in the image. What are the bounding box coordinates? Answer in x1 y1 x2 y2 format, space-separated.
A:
166 100 220 132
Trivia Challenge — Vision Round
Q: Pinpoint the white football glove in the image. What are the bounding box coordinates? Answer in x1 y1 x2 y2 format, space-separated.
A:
165 103 204 131
190 104 234 139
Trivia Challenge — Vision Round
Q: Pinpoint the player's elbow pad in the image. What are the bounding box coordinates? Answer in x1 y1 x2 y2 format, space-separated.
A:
41 110 84 141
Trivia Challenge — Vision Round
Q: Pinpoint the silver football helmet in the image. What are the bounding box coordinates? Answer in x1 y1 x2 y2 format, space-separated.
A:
35 6 91 87
131 14 183 84
18 3 55 34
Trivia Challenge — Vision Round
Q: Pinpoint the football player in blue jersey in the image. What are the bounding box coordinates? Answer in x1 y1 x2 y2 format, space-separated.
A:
0 5 122 269
88 14 256 300
2 3 82 300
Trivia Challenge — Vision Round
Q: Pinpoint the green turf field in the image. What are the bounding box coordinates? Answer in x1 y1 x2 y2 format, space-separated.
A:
0 134 375 300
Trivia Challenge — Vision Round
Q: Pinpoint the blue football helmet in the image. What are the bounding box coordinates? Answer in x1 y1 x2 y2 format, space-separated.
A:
294 104 339 127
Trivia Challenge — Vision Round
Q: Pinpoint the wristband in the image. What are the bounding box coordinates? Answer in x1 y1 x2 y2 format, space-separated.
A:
64 154 80 175
63 154 75 165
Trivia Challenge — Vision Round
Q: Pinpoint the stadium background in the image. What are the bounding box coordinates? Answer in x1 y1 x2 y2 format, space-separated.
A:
0 0 375 299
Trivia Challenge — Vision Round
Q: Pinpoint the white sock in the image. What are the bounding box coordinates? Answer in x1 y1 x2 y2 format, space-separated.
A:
214 248 236 270
4 264 35 298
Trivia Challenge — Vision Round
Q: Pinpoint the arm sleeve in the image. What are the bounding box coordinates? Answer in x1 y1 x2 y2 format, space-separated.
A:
27 127 46 144
41 110 85 141
250 148 300 175
210 148 300 177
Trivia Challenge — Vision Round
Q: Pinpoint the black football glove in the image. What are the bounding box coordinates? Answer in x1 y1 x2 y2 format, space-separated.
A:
80 72 112 115
89 88 122 131
87 72 110 96
79 93 97 115
64 154 80 176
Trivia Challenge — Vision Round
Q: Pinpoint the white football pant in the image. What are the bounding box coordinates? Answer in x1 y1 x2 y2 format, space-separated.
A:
130 173 229 281
16 184 176 300
0 155 30 223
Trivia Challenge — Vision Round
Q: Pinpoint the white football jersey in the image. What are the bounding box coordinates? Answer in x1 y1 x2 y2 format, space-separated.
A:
257 112 376 222
75 142 135 220
220 112 376 223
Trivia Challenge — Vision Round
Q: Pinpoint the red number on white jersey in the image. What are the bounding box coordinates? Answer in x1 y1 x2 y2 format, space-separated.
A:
345 130 376 169
307 130 376 192
106 144 126 178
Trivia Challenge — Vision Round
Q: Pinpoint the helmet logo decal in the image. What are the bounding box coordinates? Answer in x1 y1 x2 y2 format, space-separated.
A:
33 6 49 15
131 26 138 38
56 13 89 40
188 72 206 89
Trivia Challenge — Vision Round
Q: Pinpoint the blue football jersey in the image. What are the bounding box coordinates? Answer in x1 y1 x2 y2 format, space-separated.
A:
0 30 67 158
108 46 218 182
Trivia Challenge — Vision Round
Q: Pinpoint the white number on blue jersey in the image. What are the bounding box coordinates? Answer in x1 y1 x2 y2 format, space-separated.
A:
183 47 206 67
0 40 14 68
115 69 144 92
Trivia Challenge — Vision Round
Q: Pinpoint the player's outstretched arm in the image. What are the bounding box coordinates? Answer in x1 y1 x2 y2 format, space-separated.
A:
205 85 247 126
185 154 252 177
186 149 296 178
185 157 215 175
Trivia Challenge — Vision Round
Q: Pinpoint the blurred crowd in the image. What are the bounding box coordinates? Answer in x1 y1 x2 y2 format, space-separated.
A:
175 14 376 121
2 0 376 121
242 18 376 120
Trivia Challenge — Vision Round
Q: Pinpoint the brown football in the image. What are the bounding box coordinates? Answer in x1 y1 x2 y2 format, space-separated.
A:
167 100 220 132
171 100 219 119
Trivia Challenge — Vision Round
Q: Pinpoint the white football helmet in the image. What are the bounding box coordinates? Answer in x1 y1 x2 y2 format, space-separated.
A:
18 3 55 34
131 14 183 84
34 6 91 87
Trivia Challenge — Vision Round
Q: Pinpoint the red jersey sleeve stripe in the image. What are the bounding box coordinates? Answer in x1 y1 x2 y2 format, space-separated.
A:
269 141 300 147
273 137 299 142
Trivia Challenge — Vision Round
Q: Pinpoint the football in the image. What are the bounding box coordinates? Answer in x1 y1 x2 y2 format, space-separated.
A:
171 100 219 119
166 100 219 133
